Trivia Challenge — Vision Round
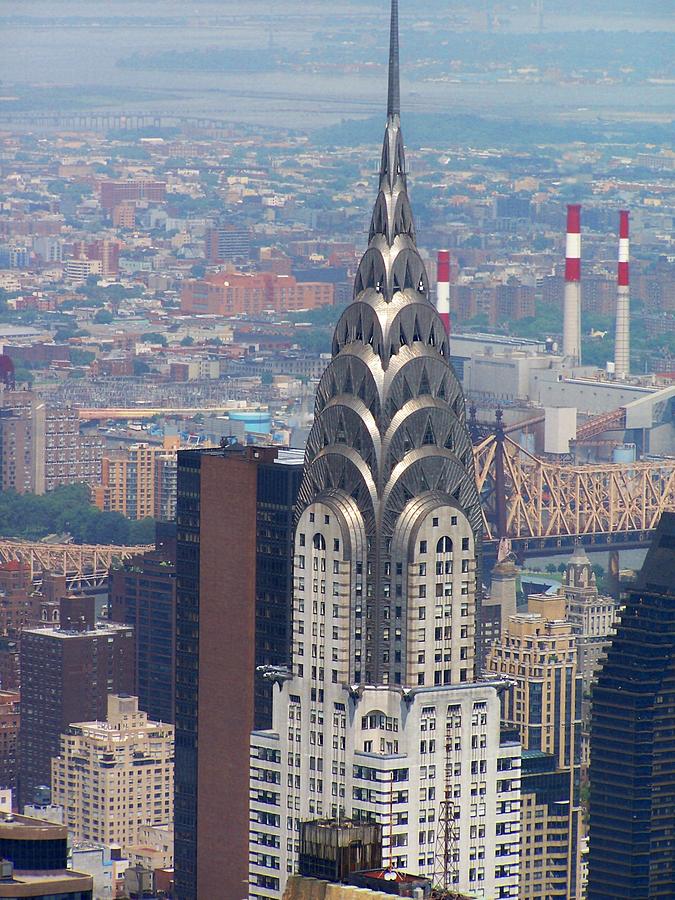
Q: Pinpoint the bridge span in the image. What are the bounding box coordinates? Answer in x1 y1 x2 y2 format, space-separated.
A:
0 541 152 590
475 426 675 557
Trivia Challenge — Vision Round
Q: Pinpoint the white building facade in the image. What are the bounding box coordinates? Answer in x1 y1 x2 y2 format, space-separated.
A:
249 3 520 896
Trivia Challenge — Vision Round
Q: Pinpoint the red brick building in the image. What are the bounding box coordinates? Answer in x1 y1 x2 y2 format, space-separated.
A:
0 562 38 635
100 181 166 211
72 239 120 277
19 597 135 806
181 271 334 317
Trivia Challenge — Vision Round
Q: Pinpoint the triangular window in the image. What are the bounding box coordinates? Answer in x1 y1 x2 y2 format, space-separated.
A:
419 367 431 397
422 418 436 446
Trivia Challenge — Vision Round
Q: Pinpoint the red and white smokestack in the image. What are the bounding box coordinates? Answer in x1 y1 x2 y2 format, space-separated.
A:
436 250 451 335
562 204 582 365
614 210 630 378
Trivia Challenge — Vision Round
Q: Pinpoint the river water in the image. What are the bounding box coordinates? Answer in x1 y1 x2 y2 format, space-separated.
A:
1 1 673 129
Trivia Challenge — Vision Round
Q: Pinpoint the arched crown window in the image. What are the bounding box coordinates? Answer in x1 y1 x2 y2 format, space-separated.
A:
313 533 326 551
436 536 453 553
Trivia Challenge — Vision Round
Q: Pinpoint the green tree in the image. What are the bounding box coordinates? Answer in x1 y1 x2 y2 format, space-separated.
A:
140 332 167 346
93 309 113 325
0 484 154 546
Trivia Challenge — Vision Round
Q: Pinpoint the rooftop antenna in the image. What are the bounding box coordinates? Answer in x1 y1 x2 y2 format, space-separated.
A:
387 0 400 121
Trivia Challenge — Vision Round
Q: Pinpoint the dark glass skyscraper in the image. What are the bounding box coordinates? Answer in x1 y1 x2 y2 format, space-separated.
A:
109 534 176 725
589 511 675 899
174 445 302 900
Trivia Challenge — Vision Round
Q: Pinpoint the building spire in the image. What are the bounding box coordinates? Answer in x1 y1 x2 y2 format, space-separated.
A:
387 0 400 120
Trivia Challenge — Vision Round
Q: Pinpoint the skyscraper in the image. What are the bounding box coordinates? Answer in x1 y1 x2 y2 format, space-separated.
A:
19 596 134 807
248 5 520 898
109 538 177 725
174 445 302 900
588 511 675 899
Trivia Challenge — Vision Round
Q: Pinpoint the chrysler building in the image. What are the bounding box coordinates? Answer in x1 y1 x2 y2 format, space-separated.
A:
249 3 521 897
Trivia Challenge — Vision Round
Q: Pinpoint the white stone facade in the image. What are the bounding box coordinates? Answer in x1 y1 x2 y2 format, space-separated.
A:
249 496 520 900
250 680 520 899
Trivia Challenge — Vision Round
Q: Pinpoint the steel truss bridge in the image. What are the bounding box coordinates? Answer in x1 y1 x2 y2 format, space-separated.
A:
0 112 243 133
0 541 152 590
1 429 671 585
474 423 675 557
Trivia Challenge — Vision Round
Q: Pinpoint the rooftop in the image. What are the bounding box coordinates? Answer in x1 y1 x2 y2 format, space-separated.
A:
0 813 67 841
22 622 133 639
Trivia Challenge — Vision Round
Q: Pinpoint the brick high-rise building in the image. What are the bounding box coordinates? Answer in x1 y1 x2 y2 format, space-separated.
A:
205 224 251 264
0 393 45 495
180 270 334 316
44 407 103 491
71 239 120 277
109 542 176 724
52 694 173 851
18 596 134 806
96 442 187 522
487 594 580 770
97 443 158 521
100 180 166 211
0 637 19 693
174 445 302 899
0 689 20 795
0 390 102 494
0 561 39 634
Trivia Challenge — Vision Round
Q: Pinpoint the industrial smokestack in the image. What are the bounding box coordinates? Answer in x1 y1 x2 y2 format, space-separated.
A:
562 204 582 365
614 210 630 379
436 250 451 335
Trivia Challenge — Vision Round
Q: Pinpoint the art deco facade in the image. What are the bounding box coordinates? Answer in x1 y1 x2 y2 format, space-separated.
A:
248 5 520 898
